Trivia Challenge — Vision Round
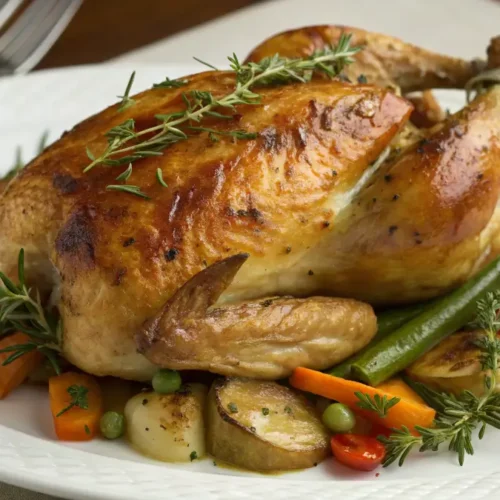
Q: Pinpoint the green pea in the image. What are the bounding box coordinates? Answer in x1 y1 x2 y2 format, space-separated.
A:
322 403 356 433
100 411 125 439
152 369 182 394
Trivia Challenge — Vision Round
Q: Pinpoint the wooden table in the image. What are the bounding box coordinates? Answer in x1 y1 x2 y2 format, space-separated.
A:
37 0 262 69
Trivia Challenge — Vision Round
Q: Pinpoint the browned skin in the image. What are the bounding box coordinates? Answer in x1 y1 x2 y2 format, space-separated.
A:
245 25 485 93
137 255 377 379
2 31 500 380
0 72 409 379
312 86 500 305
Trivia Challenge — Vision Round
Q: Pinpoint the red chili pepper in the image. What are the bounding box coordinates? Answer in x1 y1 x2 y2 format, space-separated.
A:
331 434 385 471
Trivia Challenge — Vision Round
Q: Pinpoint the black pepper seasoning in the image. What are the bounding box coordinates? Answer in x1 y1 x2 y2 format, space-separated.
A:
123 237 136 247
388 225 398 235
165 248 179 261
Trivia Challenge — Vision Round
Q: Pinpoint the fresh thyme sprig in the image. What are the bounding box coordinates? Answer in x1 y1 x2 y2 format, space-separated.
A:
153 77 187 89
84 34 360 173
117 71 136 112
0 249 62 373
355 392 400 418
56 384 89 417
379 291 500 467
106 184 151 199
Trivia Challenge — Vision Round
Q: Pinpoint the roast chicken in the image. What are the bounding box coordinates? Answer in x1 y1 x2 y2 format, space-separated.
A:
1 26 499 381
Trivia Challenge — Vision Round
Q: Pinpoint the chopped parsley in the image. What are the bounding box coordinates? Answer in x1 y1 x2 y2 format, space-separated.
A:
56 385 89 417
190 451 198 461
228 402 238 414
262 407 270 416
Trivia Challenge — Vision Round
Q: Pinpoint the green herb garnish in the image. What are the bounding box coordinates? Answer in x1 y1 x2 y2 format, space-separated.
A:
84 35 360 195
153 77 187 89
262 407 270 416
228 402 238 414
117 71 136 112
156 168 168 188
355 392 400 418
106 184 151 199
0 249 61 372
56 385 89 417
379 291 500 467
190 451 198 461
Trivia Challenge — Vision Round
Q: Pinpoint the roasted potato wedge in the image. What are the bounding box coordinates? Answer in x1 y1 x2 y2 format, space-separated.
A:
406 330 500 396
124 383 207 462
207 378 329 471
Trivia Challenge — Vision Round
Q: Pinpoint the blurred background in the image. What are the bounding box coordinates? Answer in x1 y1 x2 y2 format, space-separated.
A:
1 0 499 75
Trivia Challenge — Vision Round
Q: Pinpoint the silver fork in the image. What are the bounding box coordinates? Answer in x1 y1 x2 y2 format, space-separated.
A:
0 0 82 76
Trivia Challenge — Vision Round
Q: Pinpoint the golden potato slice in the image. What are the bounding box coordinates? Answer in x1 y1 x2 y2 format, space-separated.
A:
406 330 500 396
207 378 329 471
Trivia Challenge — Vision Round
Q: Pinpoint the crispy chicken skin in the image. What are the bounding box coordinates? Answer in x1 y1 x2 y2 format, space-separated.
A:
0 72 409 379
137 254 377 379
245 25 485 93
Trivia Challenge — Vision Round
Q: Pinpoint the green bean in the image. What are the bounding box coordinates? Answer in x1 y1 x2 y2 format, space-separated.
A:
351 257 500 386
328 301 431 378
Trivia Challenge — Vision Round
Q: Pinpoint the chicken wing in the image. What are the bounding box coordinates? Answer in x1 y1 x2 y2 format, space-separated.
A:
137 254 377 379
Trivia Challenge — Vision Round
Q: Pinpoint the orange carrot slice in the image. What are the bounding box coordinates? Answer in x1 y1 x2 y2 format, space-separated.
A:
0 332 42 399
290 367 435 431
49 372 103 441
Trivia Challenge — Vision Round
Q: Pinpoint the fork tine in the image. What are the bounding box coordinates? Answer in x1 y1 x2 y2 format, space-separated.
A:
0 0 81 74
0 0 58 53
0 0 24 28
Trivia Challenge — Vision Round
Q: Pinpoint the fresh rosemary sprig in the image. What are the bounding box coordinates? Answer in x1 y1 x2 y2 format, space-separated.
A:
106 184 151 199
153 77 187 89
0 249 62 373
115 164 133 182
56 384 89 417
117 71 136 112
379 291 500 467
84 34 360 173
355 392 400 418
156 168 168 188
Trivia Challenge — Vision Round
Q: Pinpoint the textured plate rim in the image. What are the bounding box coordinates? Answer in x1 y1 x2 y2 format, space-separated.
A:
3 425 500 500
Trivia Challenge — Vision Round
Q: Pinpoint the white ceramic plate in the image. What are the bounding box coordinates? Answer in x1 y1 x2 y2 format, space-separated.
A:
1 64 500 500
